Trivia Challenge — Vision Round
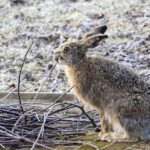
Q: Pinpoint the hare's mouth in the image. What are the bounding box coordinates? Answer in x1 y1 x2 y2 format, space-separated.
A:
55 55 64 64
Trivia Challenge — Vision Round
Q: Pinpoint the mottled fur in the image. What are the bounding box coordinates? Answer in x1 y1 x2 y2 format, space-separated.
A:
54 26 150 142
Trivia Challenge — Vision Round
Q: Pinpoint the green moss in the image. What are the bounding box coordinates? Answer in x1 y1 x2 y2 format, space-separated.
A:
55 133 140 150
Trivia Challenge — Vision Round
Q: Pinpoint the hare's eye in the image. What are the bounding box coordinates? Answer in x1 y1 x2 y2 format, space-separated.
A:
64 47 71 53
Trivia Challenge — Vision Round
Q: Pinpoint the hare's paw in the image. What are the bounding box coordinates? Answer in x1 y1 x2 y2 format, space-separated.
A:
98 132 137 142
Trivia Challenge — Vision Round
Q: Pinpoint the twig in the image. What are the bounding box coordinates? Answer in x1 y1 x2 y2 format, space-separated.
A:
41 85 74 111
32 62 57 103
100 141 115 149
74 141 100 150
0 144 5 148
0 126 53 150
64 102 97 128
18 40 34 114
30 103 57 150
84 142 100 150
122 141 145 150
30 113 47 150
12 109 35 132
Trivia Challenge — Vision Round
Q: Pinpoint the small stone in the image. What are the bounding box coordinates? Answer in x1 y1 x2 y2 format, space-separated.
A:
104 51 109 56
34 88 38 91
24 72 33 81
11 0 25 5
14 12 24 19
117 57 124 61
48 33 60 42
88 13 104 20
79 20 94 31
34 53 44 59
37 61 43 66
48 64 53 70
8 68 17 74
57 72 65 80
62 24 72 31
145 35 150 41
52 88 56 92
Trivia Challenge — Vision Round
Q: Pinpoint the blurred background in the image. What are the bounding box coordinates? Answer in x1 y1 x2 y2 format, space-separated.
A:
0 0 150 93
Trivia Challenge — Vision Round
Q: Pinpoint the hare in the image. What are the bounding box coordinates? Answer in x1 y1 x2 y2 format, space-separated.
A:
54 25 150 142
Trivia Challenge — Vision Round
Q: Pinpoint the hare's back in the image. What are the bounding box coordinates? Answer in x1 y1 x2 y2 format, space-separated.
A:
87 54 149 94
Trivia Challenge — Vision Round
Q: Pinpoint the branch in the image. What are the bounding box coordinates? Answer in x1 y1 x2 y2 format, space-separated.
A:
63 102 97 128
18 40 34 114
41 85 74 111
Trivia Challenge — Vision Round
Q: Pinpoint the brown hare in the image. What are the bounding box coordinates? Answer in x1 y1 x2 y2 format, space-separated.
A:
54 25 150 142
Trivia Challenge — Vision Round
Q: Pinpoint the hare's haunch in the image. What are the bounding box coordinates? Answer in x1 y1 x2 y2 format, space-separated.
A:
54 26 150 142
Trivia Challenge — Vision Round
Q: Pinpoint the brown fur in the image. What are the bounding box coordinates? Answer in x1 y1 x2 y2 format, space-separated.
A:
54 26 150 142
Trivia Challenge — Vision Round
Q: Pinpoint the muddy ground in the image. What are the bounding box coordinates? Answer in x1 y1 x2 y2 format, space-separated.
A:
0 0 150 93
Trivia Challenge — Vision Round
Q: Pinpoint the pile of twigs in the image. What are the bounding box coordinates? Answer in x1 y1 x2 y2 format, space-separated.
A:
0 101 99 149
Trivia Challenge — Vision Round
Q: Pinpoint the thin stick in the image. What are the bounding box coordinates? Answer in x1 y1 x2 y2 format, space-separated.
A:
74 141 100 150
41 85 74 111
0 126 53 150
18 40 34 114
30 103 57 150
0 144 5 149
32 62 57 103
12 109 35 132
30 113 47 150
100 141 115 149
64 102 97 128
122 141 144 150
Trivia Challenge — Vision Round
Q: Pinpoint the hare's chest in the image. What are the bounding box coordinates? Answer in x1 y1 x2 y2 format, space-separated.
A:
66 67 83 88
65 68 95 105
65 67 88 88
65 68 77 87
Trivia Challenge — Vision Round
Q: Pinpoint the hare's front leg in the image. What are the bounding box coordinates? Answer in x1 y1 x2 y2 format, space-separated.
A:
100 115 110 133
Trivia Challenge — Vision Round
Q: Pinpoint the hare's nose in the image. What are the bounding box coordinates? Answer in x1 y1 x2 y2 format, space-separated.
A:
54 53 63 63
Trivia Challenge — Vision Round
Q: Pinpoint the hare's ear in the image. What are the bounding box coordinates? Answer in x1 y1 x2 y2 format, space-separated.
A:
82 25 108 48
83 25 107 38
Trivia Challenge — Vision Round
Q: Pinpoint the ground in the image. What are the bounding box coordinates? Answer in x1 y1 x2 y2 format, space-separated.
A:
0 0 150 149
0 0 150 93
